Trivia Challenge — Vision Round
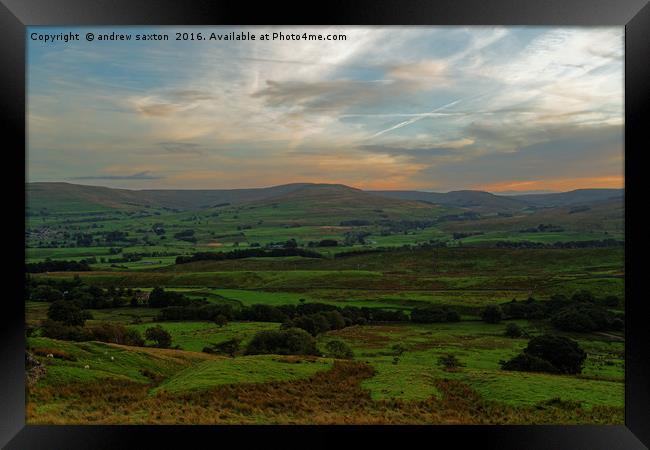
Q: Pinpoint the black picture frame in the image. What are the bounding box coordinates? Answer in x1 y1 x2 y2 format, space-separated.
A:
1 1 648 448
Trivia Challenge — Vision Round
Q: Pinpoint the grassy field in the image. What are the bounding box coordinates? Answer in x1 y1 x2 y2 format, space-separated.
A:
25 186 625 424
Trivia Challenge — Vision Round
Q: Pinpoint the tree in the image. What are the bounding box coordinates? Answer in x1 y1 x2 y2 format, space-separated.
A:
324 339 354 359
30 285 63 302
245 328 318 356
47 300 90 326
481 305 503 324
145 325 172 348
500 334 587 375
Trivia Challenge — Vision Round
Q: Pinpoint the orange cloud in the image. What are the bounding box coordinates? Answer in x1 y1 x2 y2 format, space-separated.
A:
477 176 624 193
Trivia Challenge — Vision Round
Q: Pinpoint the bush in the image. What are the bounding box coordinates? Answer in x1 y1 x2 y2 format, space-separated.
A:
481 305 503 324
550 302 620 332
500 334 587 374
214 314 228 327
88 323 145 346
40 319 92 341
500 353 558 373
411 307 448 323
323 339 354 359
145 325 172 348
438 353 464 371
504 323 524 338
245 328 318 356
203 338 241 357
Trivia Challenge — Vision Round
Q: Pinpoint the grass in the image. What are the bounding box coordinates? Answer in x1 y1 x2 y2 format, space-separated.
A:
323 321 624 408
128 321 280 352
154 355 332 394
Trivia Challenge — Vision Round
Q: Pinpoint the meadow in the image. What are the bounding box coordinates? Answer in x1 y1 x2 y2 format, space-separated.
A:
25 183 625 424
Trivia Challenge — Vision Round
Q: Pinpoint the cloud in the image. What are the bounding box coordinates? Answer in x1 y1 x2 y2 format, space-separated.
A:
157 142 204 155
358 144 459 158
27 26 623 191
70 171 163 180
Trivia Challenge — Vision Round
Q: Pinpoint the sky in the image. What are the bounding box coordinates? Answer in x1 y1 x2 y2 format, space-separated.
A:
27 26 624 193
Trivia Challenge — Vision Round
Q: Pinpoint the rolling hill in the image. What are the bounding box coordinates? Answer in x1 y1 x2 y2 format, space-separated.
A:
26 182 624 216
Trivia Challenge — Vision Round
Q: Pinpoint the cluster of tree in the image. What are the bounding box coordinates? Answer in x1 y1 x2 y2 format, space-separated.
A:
245 328 318 356
550 303 623 332
307 239 339 248
333 249 383 258
102 230 131 243
106 254 142 263
265 238 298 249
281 310 347 336
498 291 623 332
28 278 140 309
26 259 91 273
436 212 480 222
175 247 323 264
340 219 371 226
156 303 232 321
377 219 437 235
495 239 623 249
519 224 565 233
73 233 94 246
343 231 371 246
148 287 192 308
500 334 587 374
41 316 170 349
173 229 197 243
452 232 484 240
154 295 410 335
410 306 460 323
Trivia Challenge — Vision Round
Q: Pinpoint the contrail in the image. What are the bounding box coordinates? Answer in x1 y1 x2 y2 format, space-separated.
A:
367 98 463 139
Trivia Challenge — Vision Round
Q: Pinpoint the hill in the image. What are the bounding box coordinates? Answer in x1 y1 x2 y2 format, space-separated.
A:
373 189 528 212
26 182 624 217
510 189 624 207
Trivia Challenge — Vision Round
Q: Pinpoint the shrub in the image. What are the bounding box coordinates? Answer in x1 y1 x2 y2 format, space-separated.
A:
500 334 587 375
324 339 354 359
203 338 241 357
504 323 524 338
500 353 558 373
551 303 618 332
481 305 503 324
525 334 586 374
145 325 172 348
411 307 448 323
40 319 92 342
392 343 407 356
214 314 228 327
438 353 464 371
245 328 318 356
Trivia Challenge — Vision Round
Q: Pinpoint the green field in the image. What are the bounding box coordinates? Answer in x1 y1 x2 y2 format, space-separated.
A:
25 183 625 424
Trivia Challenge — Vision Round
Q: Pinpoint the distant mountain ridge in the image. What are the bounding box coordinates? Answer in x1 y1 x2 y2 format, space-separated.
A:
26 182 624 214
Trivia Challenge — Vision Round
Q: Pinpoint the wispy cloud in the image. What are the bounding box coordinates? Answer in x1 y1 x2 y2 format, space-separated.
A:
70 171 163 180
27 26 623 191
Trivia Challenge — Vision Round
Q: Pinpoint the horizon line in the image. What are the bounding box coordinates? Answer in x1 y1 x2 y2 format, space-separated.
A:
25 180 625 196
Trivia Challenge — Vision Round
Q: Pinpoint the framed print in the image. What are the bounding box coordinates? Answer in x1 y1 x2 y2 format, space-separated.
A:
1 0 649 448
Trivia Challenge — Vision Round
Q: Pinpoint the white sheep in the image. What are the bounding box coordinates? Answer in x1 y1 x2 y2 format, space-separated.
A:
84 365 90 369
46 353 54 358
110 356 114 361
